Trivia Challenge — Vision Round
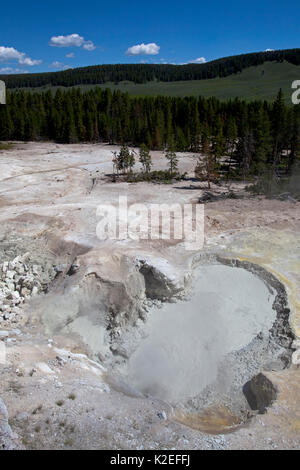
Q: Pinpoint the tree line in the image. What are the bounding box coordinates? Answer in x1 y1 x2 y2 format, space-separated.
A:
1 49 300 89
0 87 299 185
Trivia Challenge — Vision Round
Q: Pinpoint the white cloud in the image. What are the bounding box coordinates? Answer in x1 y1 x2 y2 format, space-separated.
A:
0 46 41 66
49 34 96 51
0 67 28 74
49 61 64 68
82 41 96 51
49 61 72 70
66 52 75 58
126 42 160 56
265 48 274 52
20 57 42 66
0 67 14 73
177 57 207 65
188 57 206 64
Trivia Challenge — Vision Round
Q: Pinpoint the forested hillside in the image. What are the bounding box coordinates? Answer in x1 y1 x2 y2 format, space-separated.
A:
1 87 299 181
1 48 300 89
21 62 296 104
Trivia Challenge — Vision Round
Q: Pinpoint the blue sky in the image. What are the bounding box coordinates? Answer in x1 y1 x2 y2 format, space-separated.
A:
0 0 300 73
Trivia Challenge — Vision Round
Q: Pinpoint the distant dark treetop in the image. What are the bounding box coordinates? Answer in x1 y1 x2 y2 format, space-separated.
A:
1 48 300 89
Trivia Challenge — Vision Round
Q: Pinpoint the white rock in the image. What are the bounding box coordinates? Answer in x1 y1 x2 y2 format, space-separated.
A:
21 253 30 262
21 287 31 297
32 265 41 275
11 329 21 336
292 339 300 349
1 305 10 312
10 308 20 315
5 271 15 280
6 291 20 301
31 286 39 296
15 412 29 422
292 349 300 366
6 282 15 292
2 261 8 270
23 274 35 285
157 411 167 420
35 362 54 374
15 265 25 275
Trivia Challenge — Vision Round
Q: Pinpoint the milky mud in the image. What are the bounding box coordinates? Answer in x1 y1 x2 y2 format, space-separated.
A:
124 265 276 403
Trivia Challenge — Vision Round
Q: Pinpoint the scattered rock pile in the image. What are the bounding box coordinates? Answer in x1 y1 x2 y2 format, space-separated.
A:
0 253 55 322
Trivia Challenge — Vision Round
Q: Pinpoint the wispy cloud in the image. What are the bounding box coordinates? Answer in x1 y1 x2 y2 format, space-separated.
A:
163 57 207 65
187 57 206 64
0 46 41 66
66 52 75 58
49 34 96 51
0 67 28 74
126 43 160 56
49 61 72 70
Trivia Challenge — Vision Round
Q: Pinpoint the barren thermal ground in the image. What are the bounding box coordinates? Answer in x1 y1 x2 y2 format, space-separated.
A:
0 142 300 450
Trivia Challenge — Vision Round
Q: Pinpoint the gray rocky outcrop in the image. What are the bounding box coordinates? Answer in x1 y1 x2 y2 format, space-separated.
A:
0 397 23 450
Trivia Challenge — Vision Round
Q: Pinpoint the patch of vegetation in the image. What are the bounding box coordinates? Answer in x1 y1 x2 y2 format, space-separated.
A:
32 405 43 415
126 170 187 183
7 381 23 395
64 438 74 447
56 400 64 407
0 142 14 150
112 143 187 183
246 166 300 200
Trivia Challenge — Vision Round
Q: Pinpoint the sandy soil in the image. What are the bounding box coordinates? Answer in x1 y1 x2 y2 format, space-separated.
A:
0 141 299 450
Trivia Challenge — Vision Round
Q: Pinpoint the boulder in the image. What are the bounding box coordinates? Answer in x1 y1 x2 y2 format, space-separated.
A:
0 397 23 449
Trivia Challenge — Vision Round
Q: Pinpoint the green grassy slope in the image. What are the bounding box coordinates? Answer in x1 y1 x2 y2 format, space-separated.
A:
12 61 300 104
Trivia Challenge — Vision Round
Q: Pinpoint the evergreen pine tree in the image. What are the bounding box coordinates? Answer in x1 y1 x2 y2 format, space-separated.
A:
165 138 178 176
139 144 152 174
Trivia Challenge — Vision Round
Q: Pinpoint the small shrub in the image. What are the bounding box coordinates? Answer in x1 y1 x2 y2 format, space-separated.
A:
64 438 74 447
32 405 43 415
0 142 14 151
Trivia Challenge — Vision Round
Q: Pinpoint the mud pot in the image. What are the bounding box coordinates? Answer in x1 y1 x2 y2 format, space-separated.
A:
110 260 293 432
40 254 293 434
